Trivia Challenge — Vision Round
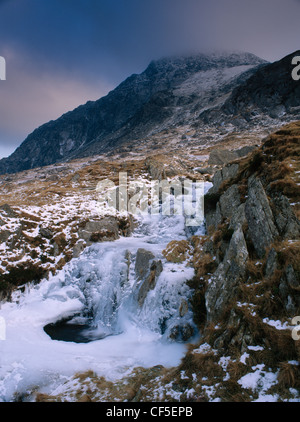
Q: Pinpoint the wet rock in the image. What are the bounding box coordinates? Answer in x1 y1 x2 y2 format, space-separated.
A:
179 299 189 317
135 248 155 280
137 259 163 306
169 323 194 342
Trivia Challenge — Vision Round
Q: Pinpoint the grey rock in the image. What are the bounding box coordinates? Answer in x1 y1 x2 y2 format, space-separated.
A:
137 258 163 306
229 203 247 231
285 264 300 290
271 193 300 239
71 173 80 183
0 228 12 243
0 204 17 218
245 176 278 258
78 217 120 245
39 227 54 239
208 163 239 195
236 145 257 157
218 184 241 221
205 181 241 230
264 248 278 278
52 241 60 257
208 149 239 165
135 248 155 280
195 167 214 175
72 240 86 258
279 264 300 317
205 226 249 323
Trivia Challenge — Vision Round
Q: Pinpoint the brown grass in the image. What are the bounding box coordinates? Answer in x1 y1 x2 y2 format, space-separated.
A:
162 240 192 263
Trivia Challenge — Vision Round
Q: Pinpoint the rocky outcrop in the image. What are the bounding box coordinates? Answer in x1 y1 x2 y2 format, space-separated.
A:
205 226 249 322
245 176 279 258
194 123 300 352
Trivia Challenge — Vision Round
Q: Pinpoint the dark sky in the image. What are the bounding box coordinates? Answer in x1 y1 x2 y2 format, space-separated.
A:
0 0 299 158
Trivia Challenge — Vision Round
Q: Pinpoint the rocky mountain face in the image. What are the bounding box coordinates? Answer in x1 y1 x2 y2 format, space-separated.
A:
200 50 300 127
0 51 272 175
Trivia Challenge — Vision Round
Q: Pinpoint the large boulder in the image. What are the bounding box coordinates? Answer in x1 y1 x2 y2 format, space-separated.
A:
206 163 239 195
206 183 241 229
135 248 155 280
78 217 120 245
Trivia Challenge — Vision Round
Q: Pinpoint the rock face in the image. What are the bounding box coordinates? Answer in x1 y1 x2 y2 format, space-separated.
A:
200 50 300 128
245 176 279 258
205 226 249 322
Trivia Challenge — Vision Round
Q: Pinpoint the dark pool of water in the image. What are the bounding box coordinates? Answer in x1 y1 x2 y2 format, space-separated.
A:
44 319 105 343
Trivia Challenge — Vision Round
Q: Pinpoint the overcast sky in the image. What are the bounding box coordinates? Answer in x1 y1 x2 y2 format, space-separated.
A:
0 0 299 158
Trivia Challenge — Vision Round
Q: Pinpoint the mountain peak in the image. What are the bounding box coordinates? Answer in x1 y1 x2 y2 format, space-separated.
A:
0 50 298 175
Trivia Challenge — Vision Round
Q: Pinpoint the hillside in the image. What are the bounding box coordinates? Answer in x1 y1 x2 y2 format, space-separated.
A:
0 121 299 402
